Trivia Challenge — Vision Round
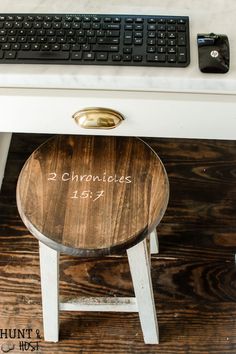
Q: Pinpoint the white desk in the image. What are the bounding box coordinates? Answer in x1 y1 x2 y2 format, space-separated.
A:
0 0 236 188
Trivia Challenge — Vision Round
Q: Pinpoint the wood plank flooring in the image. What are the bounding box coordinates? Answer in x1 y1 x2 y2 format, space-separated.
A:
0 133 236 353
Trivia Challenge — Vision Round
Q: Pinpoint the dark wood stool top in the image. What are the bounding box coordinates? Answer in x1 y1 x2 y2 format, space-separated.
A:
17 136 169 256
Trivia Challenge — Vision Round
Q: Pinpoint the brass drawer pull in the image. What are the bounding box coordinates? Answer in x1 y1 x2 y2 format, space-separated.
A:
72 107 124 129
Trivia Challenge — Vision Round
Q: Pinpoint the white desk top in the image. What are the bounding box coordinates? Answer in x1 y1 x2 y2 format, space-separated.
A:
0 0 235 95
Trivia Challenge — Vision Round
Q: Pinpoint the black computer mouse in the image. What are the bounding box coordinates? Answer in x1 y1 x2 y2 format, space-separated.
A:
197 33 230 73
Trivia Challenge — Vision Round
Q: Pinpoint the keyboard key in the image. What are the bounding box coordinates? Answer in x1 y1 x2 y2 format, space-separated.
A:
157 24 166 31
168 54 176 63
82 44 91 51
124 31 133 44
12 43 20 50
92 23 100 30
134 32 143 38
71 52 82 60
0 36 7 43
17 51 70 60
62 44 70 51
135 18 144 23
48 37 56 43
147 46 156 53
178 47 187 62
103 24 120 30
97 37 119 44
52 44 60 50
157 47 166 53
135 24 143 30
167 25 176 31
53 23 61 29
36 16 43 21
83 52 95 60
148 39 155 45
96 30 105 37
65 16 73 22
96 53 108 61
86 30 95 36
78 37 86 44
5 51 16 59
123 54 132 61
41 44 51 51
72 44 81 51
45 16 53 22
22 44 31 50
106 30 120 37
19 36 27 43
168 47 176 53
92 45 119 52
92 16 100 22
83 16 91 22
168 33 176 39
123 47 132 54
32 44 40 50
125 24 133 30
158 39 166 45
82 23 91 29
178 33 186 46
177 24 186 32
168 39 176 46
2 43 11 50
54 16 62 22
148 24 156 31
112 54 121 61
88 37 96 44
148 32 156 38
133 55 142 62
147 54 166 62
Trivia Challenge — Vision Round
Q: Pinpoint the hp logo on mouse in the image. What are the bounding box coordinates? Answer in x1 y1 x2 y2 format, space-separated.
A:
210 50 219 58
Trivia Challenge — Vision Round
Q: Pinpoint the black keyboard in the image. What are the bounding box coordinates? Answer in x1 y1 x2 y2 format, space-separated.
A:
0 14 190 67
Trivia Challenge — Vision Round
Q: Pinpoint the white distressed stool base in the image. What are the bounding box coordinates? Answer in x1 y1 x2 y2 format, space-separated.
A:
0 133 12 190
150 229 159 254
39 237 159 344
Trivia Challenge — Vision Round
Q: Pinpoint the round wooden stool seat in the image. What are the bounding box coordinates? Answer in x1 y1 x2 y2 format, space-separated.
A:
17 135 169 257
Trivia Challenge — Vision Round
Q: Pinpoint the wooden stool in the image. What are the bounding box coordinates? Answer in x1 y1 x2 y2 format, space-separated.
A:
16 135 169 344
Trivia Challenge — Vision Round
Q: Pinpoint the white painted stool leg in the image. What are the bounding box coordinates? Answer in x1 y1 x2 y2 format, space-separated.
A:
39 242 60 342
0 133 12 190
127 239 159 344
150 229 159 254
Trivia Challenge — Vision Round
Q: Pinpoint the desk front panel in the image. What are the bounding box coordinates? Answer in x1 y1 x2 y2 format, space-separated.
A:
0 88 236 140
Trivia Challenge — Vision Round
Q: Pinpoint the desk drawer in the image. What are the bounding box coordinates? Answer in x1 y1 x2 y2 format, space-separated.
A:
0 88 236 140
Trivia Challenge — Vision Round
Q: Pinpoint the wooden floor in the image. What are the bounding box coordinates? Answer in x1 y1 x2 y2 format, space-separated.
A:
0 133 236 353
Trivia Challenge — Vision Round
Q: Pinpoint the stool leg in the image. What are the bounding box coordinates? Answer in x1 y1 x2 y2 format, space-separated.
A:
39 242 60 342
127 239 159 344
150 229 159 254
0 133 12 191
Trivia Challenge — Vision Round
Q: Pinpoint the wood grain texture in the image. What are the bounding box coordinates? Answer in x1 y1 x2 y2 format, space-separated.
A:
0 134 236 353
17 136 169 256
